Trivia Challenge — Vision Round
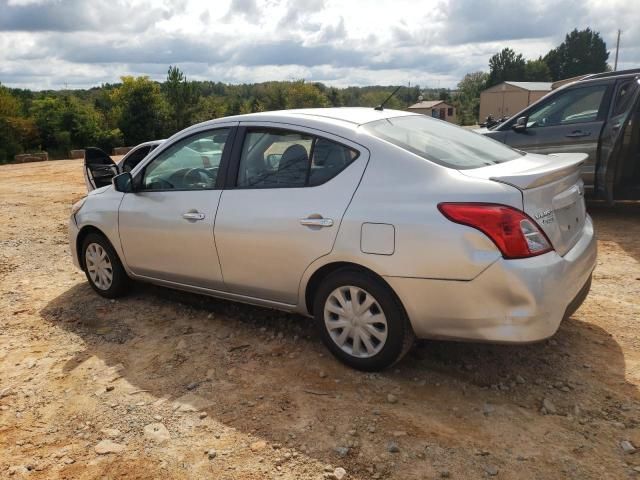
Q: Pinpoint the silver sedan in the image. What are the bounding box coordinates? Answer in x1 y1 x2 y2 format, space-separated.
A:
69 108 597 371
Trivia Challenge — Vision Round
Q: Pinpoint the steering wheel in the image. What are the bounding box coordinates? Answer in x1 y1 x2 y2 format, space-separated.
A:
183 167 215 187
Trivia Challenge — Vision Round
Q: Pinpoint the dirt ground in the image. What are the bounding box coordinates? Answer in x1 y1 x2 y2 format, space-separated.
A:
1 159 639 480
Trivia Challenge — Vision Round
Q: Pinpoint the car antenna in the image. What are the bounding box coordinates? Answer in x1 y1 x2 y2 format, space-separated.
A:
374 85 402 111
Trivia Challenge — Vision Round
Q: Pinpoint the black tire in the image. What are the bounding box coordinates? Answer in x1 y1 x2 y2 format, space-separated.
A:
313 268 414 371
81 232 129 299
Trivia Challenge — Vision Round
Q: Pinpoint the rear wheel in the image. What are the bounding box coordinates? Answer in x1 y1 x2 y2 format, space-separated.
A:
82 233 129 298
314 269 414 371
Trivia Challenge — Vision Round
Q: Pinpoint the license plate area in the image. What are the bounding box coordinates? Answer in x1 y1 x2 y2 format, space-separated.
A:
553 186 586 244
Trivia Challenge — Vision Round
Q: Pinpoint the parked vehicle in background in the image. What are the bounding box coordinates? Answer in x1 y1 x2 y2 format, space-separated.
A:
480 69 640 202
73 108 596 370
84 140 164 191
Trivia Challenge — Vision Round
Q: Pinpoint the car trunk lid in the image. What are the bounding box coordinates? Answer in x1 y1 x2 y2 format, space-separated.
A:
460 152 587 256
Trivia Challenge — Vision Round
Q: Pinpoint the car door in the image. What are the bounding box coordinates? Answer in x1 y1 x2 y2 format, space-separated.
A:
597 76 640 201
500 84 611 192
84 147 117 191
214 124 369 305
117 126 235 289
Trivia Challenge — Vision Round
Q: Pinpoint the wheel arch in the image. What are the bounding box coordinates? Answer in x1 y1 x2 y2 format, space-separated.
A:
76 225 110 270
303 261 407 319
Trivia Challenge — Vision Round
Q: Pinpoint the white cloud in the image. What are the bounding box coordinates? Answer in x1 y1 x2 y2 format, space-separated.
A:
0 0 638 90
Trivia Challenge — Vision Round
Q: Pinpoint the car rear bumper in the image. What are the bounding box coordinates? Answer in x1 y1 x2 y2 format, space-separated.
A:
386 215 597 343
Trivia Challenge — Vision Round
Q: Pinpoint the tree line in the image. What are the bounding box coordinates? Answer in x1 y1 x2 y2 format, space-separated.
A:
0 71 422 163
0 28 611 162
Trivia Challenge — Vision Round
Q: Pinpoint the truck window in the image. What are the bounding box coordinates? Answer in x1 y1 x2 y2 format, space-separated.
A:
612 79 639 117
527 85 608 127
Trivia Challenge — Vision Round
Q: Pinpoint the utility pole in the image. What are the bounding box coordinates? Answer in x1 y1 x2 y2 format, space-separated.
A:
614 29 621 71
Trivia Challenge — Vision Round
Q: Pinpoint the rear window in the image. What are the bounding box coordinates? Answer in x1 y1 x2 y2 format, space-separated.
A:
363 115 522 169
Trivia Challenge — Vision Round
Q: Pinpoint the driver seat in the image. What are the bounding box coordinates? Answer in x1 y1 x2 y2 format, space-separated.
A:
275 144 308 187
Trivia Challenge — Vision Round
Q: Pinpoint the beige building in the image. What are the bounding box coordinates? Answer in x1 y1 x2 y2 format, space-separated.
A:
407 100 457 123
479 81 552 122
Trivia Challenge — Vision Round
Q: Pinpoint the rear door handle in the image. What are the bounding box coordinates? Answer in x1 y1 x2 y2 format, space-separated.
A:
565 130 591 138
300 217 333 227
182 212 206 221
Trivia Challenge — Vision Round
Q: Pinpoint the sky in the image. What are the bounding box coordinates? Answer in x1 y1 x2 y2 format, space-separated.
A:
0 0 638 91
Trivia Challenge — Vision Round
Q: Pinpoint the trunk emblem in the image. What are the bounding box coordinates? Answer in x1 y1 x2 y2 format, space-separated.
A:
534 209 554 225
534 209 552 220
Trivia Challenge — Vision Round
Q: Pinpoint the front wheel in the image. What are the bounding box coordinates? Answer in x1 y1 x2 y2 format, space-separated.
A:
82 233 129 298
314 269 414 371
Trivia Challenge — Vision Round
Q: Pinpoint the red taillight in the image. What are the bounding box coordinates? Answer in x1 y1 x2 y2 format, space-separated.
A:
438 203 553 259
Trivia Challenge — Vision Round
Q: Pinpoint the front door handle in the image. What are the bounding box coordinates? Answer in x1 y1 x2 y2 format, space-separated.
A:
565 130 591 138
182 211 206 221
300 217 334 227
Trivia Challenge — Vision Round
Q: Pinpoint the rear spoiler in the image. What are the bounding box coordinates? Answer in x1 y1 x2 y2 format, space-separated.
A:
489 153 587 190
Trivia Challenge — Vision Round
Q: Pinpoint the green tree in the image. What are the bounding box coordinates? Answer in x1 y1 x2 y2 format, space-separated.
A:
0 85 38 162
164 66 200 132
453 71 489 125
543 28 609 80
30 95 107 158
260 82 289 110
359 89 404 109
326 87 343 107
285 81 330 108
240 96 265 114
192 96 228 123
438 89 451 102
487 48 526 87
524 59 552 81
111 76 168 145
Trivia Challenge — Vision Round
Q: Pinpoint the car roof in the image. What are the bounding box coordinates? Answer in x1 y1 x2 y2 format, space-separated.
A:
188 107 418 131
268 107 417 125
555 69 640 91
135 140 165 147
582 68 640 81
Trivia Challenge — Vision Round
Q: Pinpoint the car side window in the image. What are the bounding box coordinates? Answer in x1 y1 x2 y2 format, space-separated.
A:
527 85 608 128
237 129 358 188
612 79 639 116
141 129 229 191
309 138 359 186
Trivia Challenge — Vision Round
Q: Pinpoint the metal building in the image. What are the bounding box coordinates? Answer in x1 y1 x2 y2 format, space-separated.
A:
479 82 552 122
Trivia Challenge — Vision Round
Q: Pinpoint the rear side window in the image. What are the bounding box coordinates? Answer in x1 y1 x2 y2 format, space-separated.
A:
237 129 358 188
309 138 357 186
363 115 521 169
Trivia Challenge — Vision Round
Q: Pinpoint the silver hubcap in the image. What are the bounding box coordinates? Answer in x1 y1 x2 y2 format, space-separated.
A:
324 286 388 358
85 243 113 290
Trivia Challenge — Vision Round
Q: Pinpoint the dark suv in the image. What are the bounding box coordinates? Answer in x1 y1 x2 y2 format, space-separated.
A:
482 69 640 202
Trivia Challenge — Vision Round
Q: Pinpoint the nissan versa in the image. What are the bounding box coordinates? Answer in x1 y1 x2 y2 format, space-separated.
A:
69 108 597 371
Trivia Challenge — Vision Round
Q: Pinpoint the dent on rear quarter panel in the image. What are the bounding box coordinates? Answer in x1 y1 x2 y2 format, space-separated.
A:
329 138 521 280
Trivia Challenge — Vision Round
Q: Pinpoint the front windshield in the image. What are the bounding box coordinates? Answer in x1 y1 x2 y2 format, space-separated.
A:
363 115 522 169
